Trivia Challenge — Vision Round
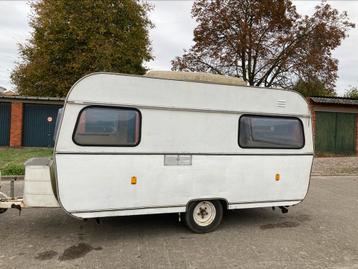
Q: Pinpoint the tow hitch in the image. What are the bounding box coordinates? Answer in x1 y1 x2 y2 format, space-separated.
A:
0 175 25 215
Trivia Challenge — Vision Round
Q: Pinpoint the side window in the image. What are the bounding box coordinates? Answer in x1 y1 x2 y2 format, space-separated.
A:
239 115 304 149
73 106 141 146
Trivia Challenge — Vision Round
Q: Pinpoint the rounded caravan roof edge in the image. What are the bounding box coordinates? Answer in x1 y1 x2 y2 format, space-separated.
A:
65 72 310 115
145 70 247 86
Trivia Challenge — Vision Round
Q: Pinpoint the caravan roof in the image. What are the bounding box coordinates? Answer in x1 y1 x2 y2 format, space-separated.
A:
66 72 310 117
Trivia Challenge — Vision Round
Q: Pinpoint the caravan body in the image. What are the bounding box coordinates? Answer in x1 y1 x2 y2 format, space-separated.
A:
53 72 313 232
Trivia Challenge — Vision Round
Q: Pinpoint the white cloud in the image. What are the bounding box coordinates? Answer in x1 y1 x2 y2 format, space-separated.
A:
146 1 195 70
0 1 31 90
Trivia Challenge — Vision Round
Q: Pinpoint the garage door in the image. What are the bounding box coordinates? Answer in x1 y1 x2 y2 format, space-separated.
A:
0 102 11 146
23 104 62 147
315 112 356 155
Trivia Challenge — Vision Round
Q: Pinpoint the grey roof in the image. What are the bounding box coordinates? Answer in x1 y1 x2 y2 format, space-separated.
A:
310 97 358 106
0 95 65 102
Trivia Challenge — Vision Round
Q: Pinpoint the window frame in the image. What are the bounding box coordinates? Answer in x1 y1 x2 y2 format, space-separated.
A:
72 105 142 147
238 114 305 150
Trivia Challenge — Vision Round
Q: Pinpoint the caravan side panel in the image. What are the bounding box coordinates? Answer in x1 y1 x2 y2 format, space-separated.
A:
55 154 312 217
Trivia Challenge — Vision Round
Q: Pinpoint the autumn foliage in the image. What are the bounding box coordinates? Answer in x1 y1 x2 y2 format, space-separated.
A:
172 0 355 91
11 0 153 97
344 86 358 99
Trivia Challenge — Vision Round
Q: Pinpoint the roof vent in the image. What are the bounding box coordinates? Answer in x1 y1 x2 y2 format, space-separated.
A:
276 100 286 108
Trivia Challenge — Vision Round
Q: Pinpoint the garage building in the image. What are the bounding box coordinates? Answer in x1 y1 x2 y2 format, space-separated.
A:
0 96 64 147
310 97 358 156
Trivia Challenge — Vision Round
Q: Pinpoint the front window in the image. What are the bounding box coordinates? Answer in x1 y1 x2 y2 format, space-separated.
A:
73 106 141 146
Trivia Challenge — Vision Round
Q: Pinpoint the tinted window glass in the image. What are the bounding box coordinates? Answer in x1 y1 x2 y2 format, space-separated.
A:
239 116 304 149
73 107 140 146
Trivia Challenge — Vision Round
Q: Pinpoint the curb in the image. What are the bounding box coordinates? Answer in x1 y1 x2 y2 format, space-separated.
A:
0 176 24 181
311 175 358 177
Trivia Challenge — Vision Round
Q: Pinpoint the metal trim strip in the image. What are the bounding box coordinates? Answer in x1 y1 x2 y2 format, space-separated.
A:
55 152 314 156
69 199 302 214
67 100 311 118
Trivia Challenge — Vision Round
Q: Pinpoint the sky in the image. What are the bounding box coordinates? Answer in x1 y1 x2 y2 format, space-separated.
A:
0 1 357 96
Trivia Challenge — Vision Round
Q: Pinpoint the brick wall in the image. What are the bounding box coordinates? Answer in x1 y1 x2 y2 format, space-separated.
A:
9 102 23 147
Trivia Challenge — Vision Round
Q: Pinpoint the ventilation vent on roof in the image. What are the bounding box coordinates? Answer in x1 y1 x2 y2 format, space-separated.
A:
276 100 286 108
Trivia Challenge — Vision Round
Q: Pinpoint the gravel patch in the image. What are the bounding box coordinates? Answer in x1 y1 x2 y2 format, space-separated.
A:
312 157 358 176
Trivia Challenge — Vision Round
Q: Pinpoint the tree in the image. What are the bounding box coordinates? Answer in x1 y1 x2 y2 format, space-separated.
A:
292 78 335 97
344 86 358 99
11 0 153 97
172 0 354 91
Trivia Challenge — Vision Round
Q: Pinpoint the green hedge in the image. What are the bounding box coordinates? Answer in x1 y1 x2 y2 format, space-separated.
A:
0 148 53 176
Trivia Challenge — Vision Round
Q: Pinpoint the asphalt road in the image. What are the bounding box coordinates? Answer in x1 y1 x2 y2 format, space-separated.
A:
0 176 358 269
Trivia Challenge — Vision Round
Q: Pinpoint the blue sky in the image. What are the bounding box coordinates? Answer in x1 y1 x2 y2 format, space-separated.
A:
0 1 357 96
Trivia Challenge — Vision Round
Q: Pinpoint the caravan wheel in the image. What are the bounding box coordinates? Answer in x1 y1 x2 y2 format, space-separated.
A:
185 200 223 233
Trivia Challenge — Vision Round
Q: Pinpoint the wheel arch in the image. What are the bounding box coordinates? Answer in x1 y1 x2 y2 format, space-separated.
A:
186 198 229 211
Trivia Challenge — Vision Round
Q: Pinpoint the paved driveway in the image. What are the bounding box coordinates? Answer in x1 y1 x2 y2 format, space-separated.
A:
0 175 357 269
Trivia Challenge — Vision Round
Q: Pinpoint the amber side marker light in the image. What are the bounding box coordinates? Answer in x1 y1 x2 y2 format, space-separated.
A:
131 176 137 185
275 173 281 181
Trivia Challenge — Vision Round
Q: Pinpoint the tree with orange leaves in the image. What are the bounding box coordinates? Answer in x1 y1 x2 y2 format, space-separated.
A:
172 0 354 91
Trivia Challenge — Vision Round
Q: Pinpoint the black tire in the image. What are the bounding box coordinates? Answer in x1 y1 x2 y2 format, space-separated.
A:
185 200 223 233
0 208 7 214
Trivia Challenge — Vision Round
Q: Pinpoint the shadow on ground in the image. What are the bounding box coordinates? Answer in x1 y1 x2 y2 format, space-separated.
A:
3 206 312 239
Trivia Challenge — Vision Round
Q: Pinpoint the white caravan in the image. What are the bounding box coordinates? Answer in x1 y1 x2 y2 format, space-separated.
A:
51 71 313 233
0 72 313 233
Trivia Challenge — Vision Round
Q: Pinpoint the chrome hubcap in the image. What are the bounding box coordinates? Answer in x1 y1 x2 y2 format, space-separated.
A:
193 201 216 227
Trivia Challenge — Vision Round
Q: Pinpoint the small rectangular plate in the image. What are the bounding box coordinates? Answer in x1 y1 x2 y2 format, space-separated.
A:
164 155 192 166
